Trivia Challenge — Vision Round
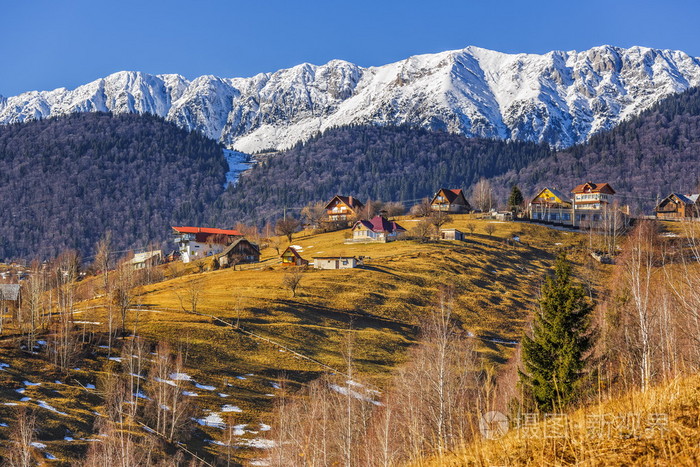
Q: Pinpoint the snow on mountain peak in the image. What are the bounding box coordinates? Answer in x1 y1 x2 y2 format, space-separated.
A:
1 45 699 152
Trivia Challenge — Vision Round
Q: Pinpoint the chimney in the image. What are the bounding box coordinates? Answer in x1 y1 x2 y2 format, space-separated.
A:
348 195 353 207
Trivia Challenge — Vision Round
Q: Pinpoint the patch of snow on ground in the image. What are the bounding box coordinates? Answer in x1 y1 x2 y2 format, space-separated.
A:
240 438 276 449
218 393 229 398
44 453 56 460
155 377 177 386
134 391 150 400
0 422 8 427
109 357 122 362
0 363 9 370
197 413 226 428
270 382 281 389
259 423 271 431
183 391 199 397
250 460 271 466
223 149 254 186
221 404 242 412
232 424 246 435
64 436 74 441
54 380 63 384
36 340 47 345
235 375 246 380
20 397 31 402
329 384 382 406
15 388 25 394
74 321 101 325
31 442 47 449
195 383 216 391
170 372 192 381
38 401 68 415
206 439 229 446
85 383 95 389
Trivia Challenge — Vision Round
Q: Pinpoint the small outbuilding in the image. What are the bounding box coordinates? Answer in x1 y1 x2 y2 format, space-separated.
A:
440 228 465 241
129 250 163 270
281 246 309 267
0 284 21 313
313 256 359 270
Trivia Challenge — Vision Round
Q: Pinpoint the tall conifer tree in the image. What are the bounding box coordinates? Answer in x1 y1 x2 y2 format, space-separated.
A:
508 185 524 212
520 254 593 411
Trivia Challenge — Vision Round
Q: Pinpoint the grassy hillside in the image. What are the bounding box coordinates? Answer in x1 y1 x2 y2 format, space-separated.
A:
423 372 700 466
0 217 596 464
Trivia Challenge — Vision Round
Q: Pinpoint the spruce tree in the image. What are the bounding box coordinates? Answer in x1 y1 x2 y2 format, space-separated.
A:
519 254 593 411
508 185 524 212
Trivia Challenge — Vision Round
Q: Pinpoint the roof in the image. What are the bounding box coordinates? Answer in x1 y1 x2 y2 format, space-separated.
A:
281 246 305 260
531 187 572 204
129 250 162 264
324 195 365 210
0 284 20 301
571 182 616 195
220 238 260 257
353 215 406 234
432 188 467 204
172 226 243 236
656 193 700 208
312 256 358 260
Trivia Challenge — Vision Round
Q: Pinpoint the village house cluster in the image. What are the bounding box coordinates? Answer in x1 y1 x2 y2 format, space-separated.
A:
129 183 699 272
528 181 699 228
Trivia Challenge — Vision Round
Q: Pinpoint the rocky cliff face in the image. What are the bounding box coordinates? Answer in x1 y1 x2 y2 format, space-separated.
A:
2 45 699 152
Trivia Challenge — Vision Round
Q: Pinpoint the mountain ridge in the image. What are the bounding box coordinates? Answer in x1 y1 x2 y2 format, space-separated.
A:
2 45 700 152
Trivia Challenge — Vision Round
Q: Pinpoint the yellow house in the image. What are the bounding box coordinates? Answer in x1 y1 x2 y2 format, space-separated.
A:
528 187 573 223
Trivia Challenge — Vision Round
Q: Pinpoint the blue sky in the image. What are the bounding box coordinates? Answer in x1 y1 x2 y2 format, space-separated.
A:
1 0 698 96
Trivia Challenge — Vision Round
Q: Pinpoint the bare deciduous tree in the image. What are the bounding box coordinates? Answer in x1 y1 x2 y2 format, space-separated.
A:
6 408 37 467
301 201 328 229
282 268 304 298
275 217 301 243
410 198 433 217
471 178 495 212
176 277 203 314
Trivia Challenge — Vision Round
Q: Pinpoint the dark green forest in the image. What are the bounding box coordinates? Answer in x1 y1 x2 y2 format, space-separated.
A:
213 126 553 225
0 112 227 260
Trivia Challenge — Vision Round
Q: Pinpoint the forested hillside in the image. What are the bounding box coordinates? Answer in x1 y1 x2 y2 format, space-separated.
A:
3 87 700 260
213 126 553 223
494 87 700 212
0 113 228 260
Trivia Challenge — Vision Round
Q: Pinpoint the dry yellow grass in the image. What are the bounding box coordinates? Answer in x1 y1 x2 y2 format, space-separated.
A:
0 217 598 463
421 374 700 466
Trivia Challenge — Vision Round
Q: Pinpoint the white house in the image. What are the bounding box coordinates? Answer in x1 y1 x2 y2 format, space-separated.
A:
350 215 406 243
313 256 359 269
129 250 163 269
172 226 242 263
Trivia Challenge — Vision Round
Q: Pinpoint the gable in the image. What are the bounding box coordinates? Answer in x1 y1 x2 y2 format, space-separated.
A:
532 187 570 204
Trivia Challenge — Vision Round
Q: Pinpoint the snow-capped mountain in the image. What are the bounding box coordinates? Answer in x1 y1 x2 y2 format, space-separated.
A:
2 45 700 152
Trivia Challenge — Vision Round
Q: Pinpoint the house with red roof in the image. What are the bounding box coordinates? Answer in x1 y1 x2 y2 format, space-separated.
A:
430 188 471 213
172 226 242 263
325 195 365 222
350 215 406 243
